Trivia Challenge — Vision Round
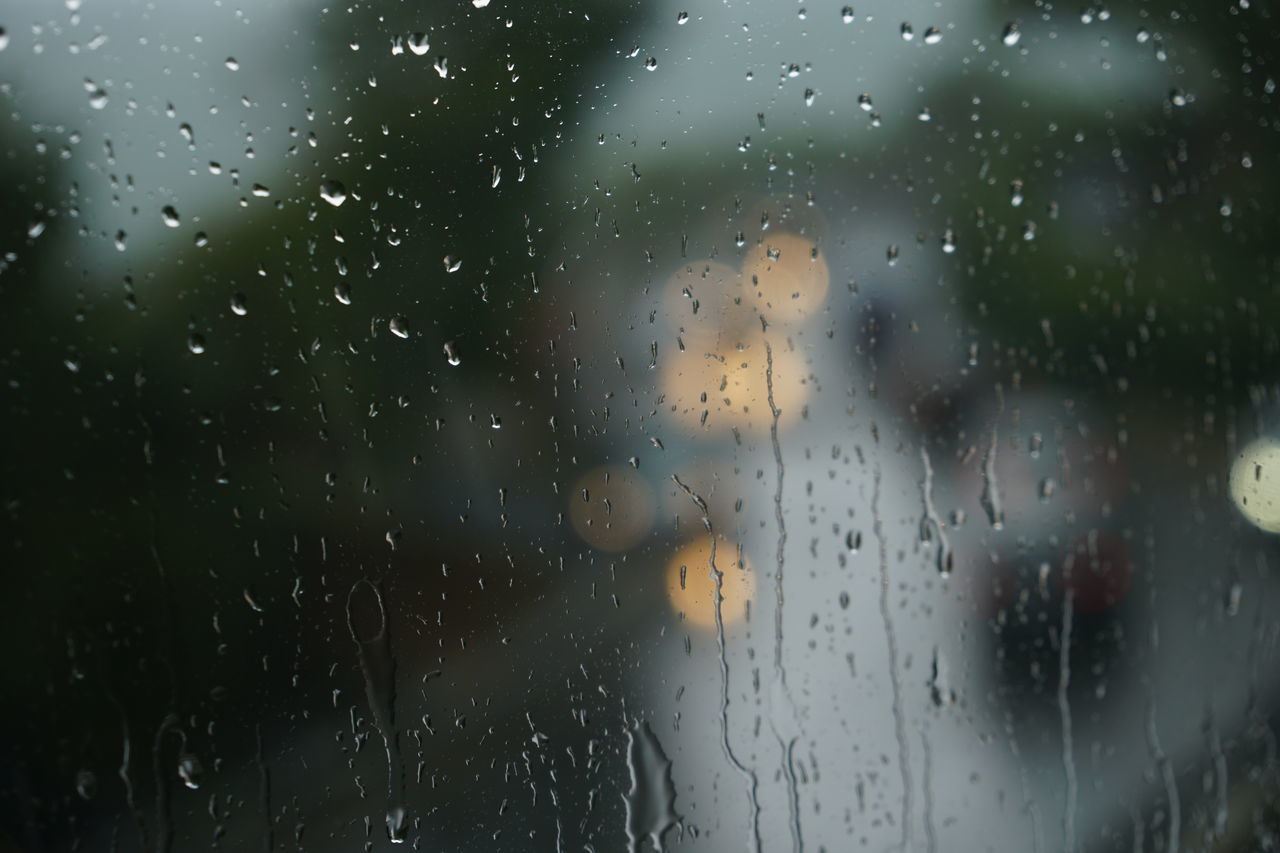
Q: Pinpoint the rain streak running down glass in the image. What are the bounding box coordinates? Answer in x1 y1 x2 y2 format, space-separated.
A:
3 0 1280 851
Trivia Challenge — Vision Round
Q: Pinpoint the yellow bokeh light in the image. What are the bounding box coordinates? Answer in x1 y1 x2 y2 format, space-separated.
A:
660 333 809 433
665 538 755 628
741 233 830 322
568 465 656 552
1229 437 1280 533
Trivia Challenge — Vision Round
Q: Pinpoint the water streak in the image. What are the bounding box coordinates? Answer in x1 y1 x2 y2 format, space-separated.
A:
671 474 761 852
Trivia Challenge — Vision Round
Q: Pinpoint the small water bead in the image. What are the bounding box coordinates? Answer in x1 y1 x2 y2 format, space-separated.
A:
188 334 206 355
162 206 181 228
334 282 352 305
230 293 248 316
388 316 411 339
320 180 347 207
177 755 204 790
408 33 429 55
900 22 914 41
841 6 854 23
923 27 942 45
1001 23 1021 46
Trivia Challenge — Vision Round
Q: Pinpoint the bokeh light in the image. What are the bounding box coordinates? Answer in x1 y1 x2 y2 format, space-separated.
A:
1229 437 1280 533
659 332 809 433
741 233 830 322
665 538 754 628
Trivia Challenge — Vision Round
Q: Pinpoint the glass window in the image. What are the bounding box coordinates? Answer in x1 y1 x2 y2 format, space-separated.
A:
3 0 1278 850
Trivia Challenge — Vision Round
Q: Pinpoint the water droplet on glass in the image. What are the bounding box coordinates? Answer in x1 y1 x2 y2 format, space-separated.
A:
334 282 352 305
841 6 854 23
940 229 957 253
224 57 239 70
75 770 97 800
624 721 682 853
644 56 658 71
388 316 410 339
443 255 461 273
230 293 248 316
924 27 942 45
161 206 180 228
900 22 914 41
845 529 862 553
177 754 203 789
1002 23 1021 46
320 179 347 207
187 334 206 355
443 341 461 366
86 83 108 110
408 33 429 56
677 11 689 24
858 93 873 111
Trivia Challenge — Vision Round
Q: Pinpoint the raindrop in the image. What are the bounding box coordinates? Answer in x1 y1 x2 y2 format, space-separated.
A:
0 29 8 51
188 334 206 355
858 93 873 111
443 255 462 273
644 56 658 71
846 530 862 553
86 83 108 110
443 341 461 366
472 0 490 7
677 11 689 24
161 206 181 228
230 293 248 316
1001 23 1021 46
177 754 204 790
841 6 854 23
900 22 914 41
320 180 347 207
924 27 942 45
194 232 208 247
624 722 682 853
224 57 239 70
408 33 429 56
73 770 98 801
334 282 352 305
388 316 411 339
1010 179 1024 207
803 88 815 106
940 229 957 253
886 244 899 265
